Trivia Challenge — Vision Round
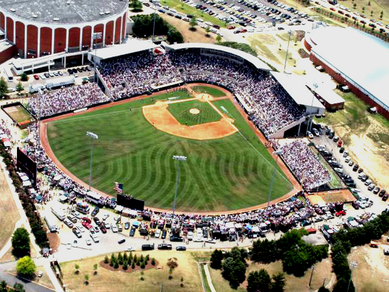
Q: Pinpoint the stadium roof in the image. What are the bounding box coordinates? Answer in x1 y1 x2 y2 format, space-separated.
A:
89 40 157 61
271 72 325 110
165 43 271 71
0 0 127 24
309 27 389 111
311 85 344 105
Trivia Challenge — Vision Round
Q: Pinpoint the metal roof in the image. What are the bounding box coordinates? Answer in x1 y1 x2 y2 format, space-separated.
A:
165 43 271 71
89 40 157 61
271 72 325 109
309 27 389 111
0 0 127 24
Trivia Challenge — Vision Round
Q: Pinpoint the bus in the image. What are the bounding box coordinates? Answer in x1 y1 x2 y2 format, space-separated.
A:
4 66 13 81
76 201 90 214
86 191 104 207
51 206 65 221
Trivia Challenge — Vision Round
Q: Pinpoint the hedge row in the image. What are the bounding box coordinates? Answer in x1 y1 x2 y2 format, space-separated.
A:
0 144 49 248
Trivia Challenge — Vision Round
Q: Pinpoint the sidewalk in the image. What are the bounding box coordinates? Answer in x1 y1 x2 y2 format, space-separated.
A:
44 263 64 292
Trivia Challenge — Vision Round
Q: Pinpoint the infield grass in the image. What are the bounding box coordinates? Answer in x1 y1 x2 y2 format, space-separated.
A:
167 100 222 126
47 91 292 212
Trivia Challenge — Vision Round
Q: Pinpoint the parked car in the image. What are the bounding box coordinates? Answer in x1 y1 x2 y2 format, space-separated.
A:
91 207 99 217
118 239 126 244
129 227 136 237
124 222 130 230
72 228 82 238
176 246 187 251
155 229 161 238
141 244 155 251
158 243 172 250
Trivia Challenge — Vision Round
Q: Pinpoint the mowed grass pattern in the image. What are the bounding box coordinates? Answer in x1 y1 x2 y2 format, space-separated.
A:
167 100 222 126
192 86 226 97
48 94 292 212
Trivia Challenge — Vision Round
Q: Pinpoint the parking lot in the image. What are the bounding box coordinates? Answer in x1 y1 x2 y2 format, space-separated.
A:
151 0 312 33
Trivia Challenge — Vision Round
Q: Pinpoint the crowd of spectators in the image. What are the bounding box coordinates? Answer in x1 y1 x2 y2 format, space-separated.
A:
28 83 110 118
99 49 305 137
277 140 331 191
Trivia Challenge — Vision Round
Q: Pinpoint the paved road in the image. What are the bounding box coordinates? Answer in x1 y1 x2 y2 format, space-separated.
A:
0 271 53 292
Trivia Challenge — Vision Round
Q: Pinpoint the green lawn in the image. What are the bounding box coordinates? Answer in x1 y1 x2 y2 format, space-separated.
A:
167 100 222 126
162 0 227 27
192 86 226 97
47 93 292 212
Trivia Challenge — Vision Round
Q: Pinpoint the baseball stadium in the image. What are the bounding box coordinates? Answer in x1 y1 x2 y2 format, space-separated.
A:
29 42 334 214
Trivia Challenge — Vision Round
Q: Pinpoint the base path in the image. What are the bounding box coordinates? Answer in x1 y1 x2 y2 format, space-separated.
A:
40 83 302 215
143 98 237 140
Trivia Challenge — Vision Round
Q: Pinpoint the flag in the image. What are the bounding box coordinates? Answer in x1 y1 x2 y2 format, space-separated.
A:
114 182 123 194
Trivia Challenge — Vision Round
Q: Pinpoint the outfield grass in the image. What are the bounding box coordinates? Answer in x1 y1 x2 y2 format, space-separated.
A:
192 86 226 97
167 100 222 126
47 92 292 212
162 0 226 27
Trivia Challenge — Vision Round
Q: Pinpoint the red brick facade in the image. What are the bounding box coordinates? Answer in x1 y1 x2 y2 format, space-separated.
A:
15 21 24 56
310 53 389 119
40 27 52 56
0 45 16 64
27 25 38 57
115 17 121 44
105 21 114 46
0 12 4 30
6 17 13 42
68 27 80 50
82 26 92 50
0 11 126 61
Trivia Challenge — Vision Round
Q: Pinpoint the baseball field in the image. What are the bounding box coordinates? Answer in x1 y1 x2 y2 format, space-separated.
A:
46 86 293 212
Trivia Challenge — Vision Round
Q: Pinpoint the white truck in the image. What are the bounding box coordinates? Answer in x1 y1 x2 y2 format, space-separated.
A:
45 76 75 89
44 214 58 233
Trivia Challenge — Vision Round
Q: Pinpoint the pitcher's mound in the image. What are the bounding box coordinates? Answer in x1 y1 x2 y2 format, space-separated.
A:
190 108 200 115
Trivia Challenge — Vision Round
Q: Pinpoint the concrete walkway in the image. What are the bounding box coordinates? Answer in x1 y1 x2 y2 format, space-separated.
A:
203 263 216 292
43 263 64 292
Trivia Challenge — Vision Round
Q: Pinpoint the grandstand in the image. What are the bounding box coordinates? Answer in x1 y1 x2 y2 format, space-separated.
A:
88 41 324 139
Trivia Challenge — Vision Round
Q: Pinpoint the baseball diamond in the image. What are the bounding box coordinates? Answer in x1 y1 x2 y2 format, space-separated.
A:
45 85 294 212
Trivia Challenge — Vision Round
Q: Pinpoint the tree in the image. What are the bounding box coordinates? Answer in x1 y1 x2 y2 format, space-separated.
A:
318 285 330 292
130 0 143 12
11 228 30 257
219 42 257 56
104 255 109 264
380 11 383 19
0 77 8 98
0 281 7 292
167 257 178 279
13 283 25 292
75 263 80 275
221 257 247 289
16 82 24 94
93 263 98 275
210 249 224 269
16 256 36 278
151 258 156 266
216 35 222 43
167 28 184 44
189 17 197 31
205 26 211 37
20 73 28 82
247 269 271 292
353 3 357 9
84 274 89 285
271 273 286 292
332 277 355 292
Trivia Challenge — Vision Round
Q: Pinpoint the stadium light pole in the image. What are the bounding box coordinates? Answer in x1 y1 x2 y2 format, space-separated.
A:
172 155 187 215
267 149 283 207
87 131 98 190
283 30 292 74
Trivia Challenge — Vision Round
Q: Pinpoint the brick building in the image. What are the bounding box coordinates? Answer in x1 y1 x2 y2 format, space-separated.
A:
304 27 389 119
0 0 128 62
